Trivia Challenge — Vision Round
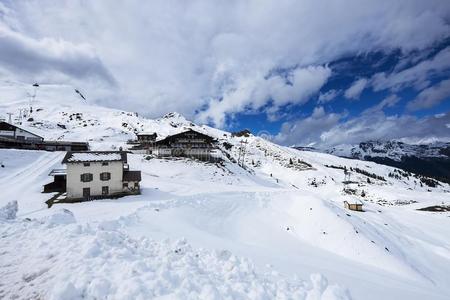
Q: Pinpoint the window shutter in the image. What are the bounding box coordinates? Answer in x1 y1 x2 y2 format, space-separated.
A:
80 173 93 182
100 172 111 181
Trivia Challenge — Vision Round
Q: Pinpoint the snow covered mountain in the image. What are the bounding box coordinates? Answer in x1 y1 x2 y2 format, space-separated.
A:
325 140 450 161
322 140 450 184
1 82 450 300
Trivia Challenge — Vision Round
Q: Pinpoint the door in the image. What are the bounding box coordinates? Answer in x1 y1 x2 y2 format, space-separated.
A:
102 186 109 195
83 187 90 199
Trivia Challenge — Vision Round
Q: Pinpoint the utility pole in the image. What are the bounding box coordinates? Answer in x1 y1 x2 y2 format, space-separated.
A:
7 112 13 124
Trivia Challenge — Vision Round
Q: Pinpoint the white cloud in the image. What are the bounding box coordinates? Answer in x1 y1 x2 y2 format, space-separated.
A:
371 46 450 92
363 94 400 114
344 78 368 100
197 65 332 127
318 89 340 103
0 23 115 84
407 79 450 111
274 106 345 146
1 0 450 125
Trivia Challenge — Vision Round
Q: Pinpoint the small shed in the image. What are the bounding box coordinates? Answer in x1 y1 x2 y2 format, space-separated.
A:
344 200 363 212
43 169 67 193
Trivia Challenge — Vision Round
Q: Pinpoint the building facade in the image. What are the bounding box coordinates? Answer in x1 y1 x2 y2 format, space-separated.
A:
152 129 219 161
59 151 141 200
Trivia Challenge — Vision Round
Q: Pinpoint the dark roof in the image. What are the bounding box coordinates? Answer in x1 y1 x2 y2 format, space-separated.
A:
155 129 216 145
62 151 128 164
0 121 44 139
0 121 15 131
137 132 157 136
123 170 141 182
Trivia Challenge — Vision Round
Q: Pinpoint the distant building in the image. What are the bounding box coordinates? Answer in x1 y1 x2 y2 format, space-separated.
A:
129 129 220 161
45 151 141 200
0 121 43 141
0 121 89 151
128 132 157 151
344 200 364 212
153 129 219 161
137 132 157 144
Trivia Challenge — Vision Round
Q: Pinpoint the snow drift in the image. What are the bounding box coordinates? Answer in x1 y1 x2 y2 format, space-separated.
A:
0 204 350 300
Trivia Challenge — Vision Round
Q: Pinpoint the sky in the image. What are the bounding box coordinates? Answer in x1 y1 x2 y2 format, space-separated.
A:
0 0 449 148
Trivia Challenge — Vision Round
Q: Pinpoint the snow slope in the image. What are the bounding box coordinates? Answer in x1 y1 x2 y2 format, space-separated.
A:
1 82 450 299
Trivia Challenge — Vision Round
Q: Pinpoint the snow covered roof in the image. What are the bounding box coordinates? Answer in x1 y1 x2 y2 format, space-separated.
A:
48 169 67 176
62 151 127 164
344 199 363 205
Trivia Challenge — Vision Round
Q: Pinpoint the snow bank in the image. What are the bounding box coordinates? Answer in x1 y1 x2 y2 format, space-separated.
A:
0 201 18 220
0 211 351 300
42 208 76 226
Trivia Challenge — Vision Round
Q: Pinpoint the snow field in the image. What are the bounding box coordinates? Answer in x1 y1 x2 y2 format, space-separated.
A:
0 204 351 300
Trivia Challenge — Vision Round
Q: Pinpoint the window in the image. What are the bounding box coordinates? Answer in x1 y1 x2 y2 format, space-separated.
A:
102 162 109 166
123 182 128 188
134 182 139 188
83 162 90 167
100 172 111 181
102 186 109 195
80 173 93 182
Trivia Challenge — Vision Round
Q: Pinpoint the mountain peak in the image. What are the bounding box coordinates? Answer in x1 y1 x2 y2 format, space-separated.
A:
161 112 185 120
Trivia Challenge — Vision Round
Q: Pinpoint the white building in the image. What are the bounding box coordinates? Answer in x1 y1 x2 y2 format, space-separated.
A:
60 151 141 200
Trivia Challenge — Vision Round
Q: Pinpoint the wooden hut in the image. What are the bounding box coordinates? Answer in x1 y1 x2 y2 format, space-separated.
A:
344 200 363 212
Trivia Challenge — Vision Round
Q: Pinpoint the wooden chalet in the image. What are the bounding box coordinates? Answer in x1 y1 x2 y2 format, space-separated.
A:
142 129 220 161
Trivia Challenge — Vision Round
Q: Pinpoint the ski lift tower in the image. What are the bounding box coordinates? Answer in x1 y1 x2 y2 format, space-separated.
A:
238 139 248 168
343 168 351 189
29 83 39 114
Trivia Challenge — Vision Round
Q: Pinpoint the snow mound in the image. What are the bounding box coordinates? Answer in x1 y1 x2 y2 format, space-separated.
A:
0 216 351 300
0 201 18 220
42 208 76 226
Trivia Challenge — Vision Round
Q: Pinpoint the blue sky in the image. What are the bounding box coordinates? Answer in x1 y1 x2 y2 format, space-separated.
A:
230 39 450 146
0 0 449 147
